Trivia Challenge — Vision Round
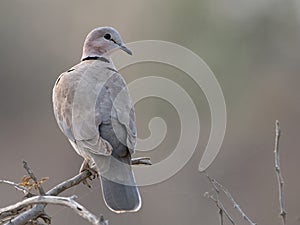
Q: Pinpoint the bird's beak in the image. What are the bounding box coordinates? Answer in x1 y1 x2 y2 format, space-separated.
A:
119 44 132 55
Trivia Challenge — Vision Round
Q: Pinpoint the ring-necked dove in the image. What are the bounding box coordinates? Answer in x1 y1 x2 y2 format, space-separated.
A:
52 27 141 213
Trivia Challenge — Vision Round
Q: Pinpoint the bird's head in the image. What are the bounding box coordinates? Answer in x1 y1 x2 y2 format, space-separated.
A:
81 27 132 60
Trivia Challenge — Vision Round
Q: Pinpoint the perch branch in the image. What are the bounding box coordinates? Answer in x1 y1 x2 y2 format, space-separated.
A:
0 195 108 225
206 173 256 225
47 170 90 196
1 156 149 225
274 120 287 225
3 169 106 225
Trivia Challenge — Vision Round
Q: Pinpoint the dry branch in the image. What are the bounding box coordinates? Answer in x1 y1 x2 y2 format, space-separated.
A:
0 163 108 225
1 157 151 225
204 191 235 225
0 196 108 225
274 120 287 225
205 173 256 225
0 180 29 195
22 161 45 196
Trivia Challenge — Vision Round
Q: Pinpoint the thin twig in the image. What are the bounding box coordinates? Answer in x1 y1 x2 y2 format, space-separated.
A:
0 180 33 223
274 120 287 225
219 208 224 225
205 173 235 225
205 193 223 225
206 173 256 225
23 161 45 195
205 192 235 225
0 179 30 194
0 195 108 225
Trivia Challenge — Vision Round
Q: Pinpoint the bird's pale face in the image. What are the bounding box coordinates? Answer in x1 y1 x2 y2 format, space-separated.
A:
82 27 132 59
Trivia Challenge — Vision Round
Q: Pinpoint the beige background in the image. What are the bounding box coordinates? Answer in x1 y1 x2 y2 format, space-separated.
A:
1 0 300 224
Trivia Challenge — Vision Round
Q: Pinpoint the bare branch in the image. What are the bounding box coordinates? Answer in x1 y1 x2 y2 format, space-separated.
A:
205 192 223 225
47 170 90 196
205 173 235 225
274 120 287 225
0 195 108 225
0 180 34 223
3 169 100 225
219 207 224 225
4 204 45 225
0 206 30 223
204 191 235 225
0 179 30 194
99 215 109 225
23 161 45 196
206 173 256 225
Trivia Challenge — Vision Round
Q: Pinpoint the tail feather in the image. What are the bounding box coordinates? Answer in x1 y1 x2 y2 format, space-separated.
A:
92 153 141 213
100 175 141 213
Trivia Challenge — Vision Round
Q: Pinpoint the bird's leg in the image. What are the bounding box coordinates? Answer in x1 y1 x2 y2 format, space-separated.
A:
80 158 99 188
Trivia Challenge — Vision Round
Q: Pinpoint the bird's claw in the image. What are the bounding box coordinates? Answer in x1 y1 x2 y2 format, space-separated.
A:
80 159 99 188
131 157 152 165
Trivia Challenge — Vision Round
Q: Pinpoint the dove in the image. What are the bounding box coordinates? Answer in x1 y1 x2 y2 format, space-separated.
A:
52 27 141 213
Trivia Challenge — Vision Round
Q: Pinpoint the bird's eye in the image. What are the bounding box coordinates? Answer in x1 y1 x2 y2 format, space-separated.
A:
104 33 111 40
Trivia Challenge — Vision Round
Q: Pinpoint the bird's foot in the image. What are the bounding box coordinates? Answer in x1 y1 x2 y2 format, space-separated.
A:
131 157 152 165
80 159 99 188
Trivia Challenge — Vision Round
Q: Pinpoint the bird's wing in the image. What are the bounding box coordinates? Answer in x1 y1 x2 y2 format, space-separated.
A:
53 60 136 156
106 71 137 154
52 60 117 156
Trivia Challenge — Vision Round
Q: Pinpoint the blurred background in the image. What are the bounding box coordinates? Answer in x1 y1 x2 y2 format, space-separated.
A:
1 0 300 224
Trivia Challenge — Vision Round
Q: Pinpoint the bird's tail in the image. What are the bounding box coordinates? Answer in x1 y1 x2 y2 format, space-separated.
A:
92 153 141 213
